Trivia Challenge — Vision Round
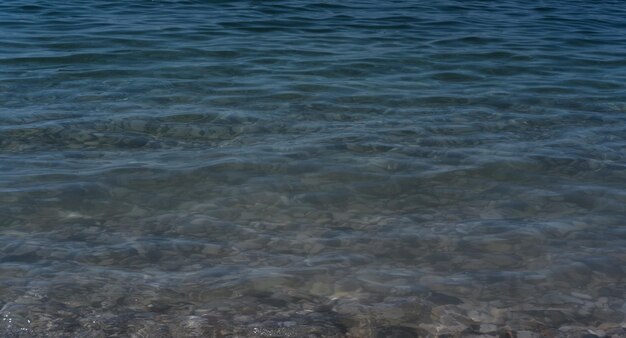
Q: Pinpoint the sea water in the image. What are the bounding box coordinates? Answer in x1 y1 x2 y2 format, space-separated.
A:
1 0 625 336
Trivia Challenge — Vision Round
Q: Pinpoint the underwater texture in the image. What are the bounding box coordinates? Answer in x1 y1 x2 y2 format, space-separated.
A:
1 0 626 337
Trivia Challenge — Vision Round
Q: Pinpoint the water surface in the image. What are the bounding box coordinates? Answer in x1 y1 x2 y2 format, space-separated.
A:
1 0 626 336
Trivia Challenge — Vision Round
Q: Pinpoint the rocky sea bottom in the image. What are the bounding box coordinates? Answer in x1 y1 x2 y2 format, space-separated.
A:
1 110 624 338
2 0 626 336
1 199 624 337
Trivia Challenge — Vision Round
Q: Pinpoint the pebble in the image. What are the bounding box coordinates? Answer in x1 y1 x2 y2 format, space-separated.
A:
479 323 498 333
516 331 537 338
309 282 334 297
202 244 223 256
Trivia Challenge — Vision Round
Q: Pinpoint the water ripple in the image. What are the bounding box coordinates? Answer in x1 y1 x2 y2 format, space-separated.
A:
1 0 626 336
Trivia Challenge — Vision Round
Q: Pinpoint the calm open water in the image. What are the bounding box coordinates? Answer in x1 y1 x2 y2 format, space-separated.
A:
1 1 626 337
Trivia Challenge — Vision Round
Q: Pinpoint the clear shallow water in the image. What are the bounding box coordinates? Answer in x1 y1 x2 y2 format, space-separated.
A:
1 0 626 336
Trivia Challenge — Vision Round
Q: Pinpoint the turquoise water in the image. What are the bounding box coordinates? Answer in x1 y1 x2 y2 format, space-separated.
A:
1 1 625 336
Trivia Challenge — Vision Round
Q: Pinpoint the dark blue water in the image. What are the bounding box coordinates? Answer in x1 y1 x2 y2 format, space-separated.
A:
1 1 626 336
